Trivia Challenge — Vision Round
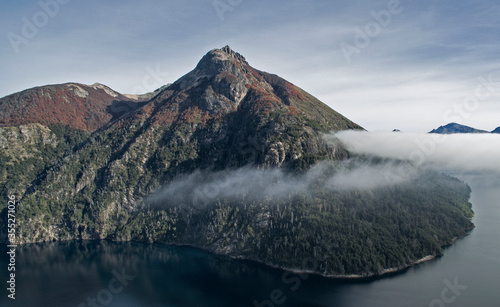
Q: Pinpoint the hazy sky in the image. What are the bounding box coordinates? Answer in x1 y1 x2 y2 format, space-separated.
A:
1 0 499 132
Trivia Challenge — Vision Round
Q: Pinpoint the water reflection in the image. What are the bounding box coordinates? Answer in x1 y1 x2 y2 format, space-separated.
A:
2 240 353 306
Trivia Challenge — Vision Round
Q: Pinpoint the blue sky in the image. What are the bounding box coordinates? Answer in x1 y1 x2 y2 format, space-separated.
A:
1 0 499 132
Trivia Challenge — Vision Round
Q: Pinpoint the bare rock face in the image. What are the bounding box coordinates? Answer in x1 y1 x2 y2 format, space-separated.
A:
175 46 258 113
195 46 250 78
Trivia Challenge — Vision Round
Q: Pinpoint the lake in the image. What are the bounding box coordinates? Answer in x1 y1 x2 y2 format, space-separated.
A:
1 173 499 307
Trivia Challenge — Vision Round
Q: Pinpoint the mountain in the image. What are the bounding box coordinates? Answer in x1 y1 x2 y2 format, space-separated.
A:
492 127 500 134
429 123 488 134
0 82 150 132
0 46 474 277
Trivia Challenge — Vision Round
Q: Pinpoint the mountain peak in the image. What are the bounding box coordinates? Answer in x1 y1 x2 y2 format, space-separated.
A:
191 45 250 79
90 82 119 97
163 46 363 131
173 46 260 109
208 45 248 63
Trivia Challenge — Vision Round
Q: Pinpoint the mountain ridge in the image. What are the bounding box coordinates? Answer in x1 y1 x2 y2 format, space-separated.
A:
429 122 496 134
0 82 149 131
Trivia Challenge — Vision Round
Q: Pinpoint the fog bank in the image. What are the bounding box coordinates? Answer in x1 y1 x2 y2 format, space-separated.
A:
333 131 500 173
145 160 420 209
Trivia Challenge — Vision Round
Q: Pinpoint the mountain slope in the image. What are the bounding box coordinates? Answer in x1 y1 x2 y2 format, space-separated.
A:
0 123 89 199
429 123 488 134
492 127 500 134
0 82 151 200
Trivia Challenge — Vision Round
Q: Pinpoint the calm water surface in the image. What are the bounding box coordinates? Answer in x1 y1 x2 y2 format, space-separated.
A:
1 173 499 307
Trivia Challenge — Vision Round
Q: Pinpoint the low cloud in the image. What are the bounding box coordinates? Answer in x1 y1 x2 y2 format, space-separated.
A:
327 162 419 190
145 160 420 209
333 131 500 173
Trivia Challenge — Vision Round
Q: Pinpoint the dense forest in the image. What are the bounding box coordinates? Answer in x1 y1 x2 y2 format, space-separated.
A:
115 167 474 277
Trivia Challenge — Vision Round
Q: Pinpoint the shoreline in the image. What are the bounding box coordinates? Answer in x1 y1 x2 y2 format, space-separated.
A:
5 230 473 280
243 254 438 280
2 237 441 279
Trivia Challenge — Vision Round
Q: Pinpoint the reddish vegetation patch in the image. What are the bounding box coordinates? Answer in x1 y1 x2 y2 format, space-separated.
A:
258 71 305 107
200 112 211 124
286 105 302 116
152 108 178 127
219 71 238 83
0 84 137 131
181 106 203 123
252 98 275 114
247 66 265 83
140 103 155 117
245 85 281 114
283 81 305 101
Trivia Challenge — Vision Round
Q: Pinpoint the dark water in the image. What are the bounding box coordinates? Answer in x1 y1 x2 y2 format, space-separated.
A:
1 173 499 307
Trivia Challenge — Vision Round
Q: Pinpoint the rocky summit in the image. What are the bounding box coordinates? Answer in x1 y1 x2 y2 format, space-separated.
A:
0 46 474 277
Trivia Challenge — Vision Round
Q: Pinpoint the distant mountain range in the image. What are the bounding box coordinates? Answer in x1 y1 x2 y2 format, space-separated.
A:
0 46 474 277
430 123 499 134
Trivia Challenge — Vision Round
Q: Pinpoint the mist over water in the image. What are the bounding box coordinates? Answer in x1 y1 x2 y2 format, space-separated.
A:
333 131 500 174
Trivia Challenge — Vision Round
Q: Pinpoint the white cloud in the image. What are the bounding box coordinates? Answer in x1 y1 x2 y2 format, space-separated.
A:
145 160 423 209
334 131 500 173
